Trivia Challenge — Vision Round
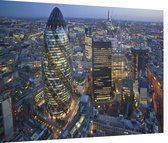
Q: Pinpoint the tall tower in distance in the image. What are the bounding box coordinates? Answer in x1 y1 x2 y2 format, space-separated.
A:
107 9 111 21
108 9 110 21
43 7 73 119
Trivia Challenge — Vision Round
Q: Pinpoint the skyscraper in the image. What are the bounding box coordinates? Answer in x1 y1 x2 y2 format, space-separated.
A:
121 79 134 117
43 7 73 119
112 47 127 83
0 92 14 140
92 40 113 104
85 27 92 61
131 46 149 80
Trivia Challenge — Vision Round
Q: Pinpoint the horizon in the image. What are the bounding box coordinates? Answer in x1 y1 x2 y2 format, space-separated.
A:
0 0 163 22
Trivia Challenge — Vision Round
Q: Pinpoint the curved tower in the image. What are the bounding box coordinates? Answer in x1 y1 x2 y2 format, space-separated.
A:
43 7 73 119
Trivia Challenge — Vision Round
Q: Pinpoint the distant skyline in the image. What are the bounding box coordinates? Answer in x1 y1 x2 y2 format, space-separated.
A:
0 0 163 22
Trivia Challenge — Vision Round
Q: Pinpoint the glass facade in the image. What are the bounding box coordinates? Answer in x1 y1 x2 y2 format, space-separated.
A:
112 48 127 82
131 46 149 80
92 41 113 103
43 7 73 119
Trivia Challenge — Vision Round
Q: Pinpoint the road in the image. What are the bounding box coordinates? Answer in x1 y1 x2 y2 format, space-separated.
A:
33 97 80 139
64 98 80 128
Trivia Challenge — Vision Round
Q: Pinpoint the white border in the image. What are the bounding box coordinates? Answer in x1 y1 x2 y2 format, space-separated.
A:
3 0 168 143
5 0 167 10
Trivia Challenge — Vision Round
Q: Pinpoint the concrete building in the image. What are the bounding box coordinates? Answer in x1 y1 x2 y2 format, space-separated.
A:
0 92 14 141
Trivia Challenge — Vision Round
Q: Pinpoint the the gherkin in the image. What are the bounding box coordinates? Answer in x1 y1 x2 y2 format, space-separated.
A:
43 7 73 119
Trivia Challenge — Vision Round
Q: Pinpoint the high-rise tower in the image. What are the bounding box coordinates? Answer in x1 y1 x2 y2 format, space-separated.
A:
85 27 92 61
92 40 113 104
43 7 73 119
131 46 149 80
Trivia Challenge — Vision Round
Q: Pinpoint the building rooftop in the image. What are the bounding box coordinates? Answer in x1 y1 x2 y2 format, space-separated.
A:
74 46 83 53
80 95 90 104
73 71 86 83
131 46 149 52
122 79 133 88
147 63 163 84
46 7 66 28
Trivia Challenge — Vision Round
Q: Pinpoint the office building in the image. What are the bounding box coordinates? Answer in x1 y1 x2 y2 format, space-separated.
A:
121 79 134 117
85 27 92 61
90 115 140 137
146 63 163 132
138 77 149 105
0 92 14 141
0 65 14 141
43 7 73 119
112 47 127 83
131 46 149 80
92 40 113 104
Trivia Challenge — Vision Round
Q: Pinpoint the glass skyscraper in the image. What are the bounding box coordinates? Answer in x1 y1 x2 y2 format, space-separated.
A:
131 46 149 80
43 7 73 119
92 40 113 104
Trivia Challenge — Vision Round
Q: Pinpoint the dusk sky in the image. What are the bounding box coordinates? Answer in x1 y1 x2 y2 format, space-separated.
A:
0 0 163 22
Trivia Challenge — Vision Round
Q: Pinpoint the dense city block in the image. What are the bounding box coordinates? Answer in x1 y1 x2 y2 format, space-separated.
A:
0 3 163 142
